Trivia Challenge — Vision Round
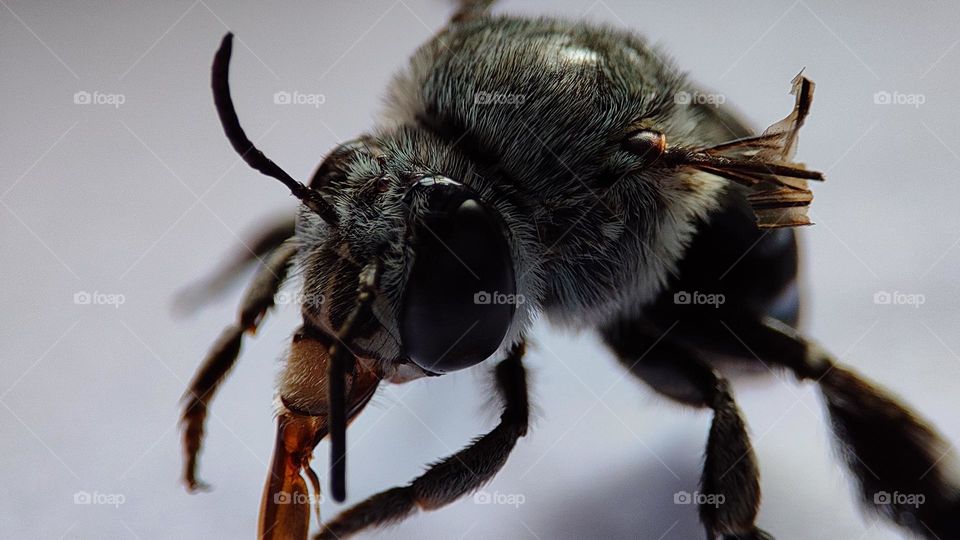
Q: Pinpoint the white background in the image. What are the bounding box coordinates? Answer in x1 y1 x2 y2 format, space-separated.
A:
2 1 959 538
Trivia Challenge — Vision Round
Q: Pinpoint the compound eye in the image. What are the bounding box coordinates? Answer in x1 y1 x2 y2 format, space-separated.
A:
623 129 666 168
400 181 516 373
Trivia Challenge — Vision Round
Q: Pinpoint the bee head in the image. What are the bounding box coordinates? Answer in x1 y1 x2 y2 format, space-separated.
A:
299 133 518 375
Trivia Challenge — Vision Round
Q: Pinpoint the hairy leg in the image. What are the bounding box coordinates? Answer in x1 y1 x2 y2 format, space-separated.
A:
601 317 773 540
710 316 960 539
180 241 298 490
314 341 529 540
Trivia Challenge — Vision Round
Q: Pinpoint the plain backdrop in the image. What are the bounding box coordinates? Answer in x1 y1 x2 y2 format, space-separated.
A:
2 1 960 538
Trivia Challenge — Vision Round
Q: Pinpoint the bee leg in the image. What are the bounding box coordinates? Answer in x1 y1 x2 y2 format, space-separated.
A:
600 318 772 540
180 241 299 491
173 215 295 314
450 0 497 23
313 342 529 540
716 316 960 539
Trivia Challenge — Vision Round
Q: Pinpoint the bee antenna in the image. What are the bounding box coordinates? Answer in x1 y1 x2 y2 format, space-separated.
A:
211 33 340 226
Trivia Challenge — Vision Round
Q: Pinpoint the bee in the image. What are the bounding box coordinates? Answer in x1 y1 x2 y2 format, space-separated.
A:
179 1 960 538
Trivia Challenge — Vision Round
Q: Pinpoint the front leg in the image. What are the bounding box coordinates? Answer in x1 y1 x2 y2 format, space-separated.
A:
315 341 529 539
181 241 298 491
601 317 772 540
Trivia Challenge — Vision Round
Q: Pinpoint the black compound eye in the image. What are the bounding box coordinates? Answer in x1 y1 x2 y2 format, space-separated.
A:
400 178 516 373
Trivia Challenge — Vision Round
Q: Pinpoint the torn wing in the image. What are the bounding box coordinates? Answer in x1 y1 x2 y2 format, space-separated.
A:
688 73 823 228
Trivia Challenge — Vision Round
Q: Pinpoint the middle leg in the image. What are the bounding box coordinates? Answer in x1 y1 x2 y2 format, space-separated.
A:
601 316 773 540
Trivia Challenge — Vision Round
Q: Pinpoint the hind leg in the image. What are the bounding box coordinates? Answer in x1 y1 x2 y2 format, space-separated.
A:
698 316 960 539
601 316 773 540
180 241 298 490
